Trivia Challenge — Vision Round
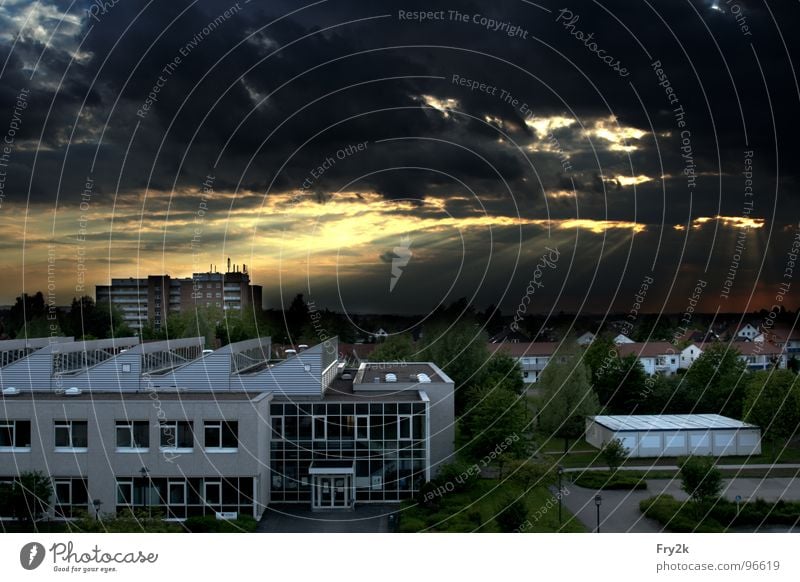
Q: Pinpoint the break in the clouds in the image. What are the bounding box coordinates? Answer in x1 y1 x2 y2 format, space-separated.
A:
0 0 797 314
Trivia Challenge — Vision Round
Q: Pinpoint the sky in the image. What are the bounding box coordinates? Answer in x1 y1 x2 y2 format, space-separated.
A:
0 0 798 316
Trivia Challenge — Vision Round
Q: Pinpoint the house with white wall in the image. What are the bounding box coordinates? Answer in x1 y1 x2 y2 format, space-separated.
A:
617 342 680 376
680 343 704 368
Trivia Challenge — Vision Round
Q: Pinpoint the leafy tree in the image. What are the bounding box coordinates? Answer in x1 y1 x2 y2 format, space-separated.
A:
742 370 800 443
368 333 416 361
285 293 309 341
8 471 52 522
584 340 647 413
6 292 47 336
496 496 528 532
420 321 489 413
684 343 747 416
507 459 551 492
536 357 600 452
788 356 799 374
482 351 525 395
461 386 530 461
601 438 629 472
679 456 723 505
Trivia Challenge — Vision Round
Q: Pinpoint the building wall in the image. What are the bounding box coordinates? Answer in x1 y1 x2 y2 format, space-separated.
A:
585 419 762 458
0 394 271 519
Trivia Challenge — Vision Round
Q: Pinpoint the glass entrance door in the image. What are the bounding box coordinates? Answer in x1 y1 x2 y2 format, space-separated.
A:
313 475 351 509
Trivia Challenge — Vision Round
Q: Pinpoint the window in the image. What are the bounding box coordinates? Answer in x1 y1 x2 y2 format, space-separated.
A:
116 480 133 505
54 421 88 450
355 415 369 440
313 416 326 440
53 478 89 517
116 421 150 450
270 416 283 439
398 415 412 440
206 292 212 298
216 292 221 298
0 420 31 450
204 421 238 450
159 421 193 450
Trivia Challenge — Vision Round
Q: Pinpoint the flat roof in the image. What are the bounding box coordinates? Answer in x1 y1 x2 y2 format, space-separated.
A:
0 391 266 402
355 363 444 384
324 377 422 402
591 414 758 431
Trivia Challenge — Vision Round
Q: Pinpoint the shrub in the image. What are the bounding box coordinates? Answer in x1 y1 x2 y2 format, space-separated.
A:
573 471 646 490
601 438 629 471
398 516 427 533
496 496 528 533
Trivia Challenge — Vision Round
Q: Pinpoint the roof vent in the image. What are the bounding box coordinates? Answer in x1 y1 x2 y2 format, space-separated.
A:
417 373 431 383
285 349 297 356
298 344 309 350
2 387 20 396
64 387 82 396
385 373 397 383
342 373 352 380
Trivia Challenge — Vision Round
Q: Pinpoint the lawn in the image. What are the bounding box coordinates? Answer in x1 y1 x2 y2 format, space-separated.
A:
397 478 586 533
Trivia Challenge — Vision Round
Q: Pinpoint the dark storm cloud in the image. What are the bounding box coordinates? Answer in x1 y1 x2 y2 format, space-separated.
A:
0 0 797 313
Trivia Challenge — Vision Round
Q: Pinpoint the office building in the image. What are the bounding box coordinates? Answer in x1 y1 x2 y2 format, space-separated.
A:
0 336 454 519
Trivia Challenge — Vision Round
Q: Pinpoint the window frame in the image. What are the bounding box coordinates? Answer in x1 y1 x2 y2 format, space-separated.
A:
0 420 31 451
115 421 150 452
54 420 88 452
159 421 194 452
312 415 326 441
355 415 369 441
204 421 239 452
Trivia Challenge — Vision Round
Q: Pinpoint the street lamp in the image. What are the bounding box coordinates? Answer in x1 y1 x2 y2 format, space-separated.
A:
594 493 602 533
557 466 564 526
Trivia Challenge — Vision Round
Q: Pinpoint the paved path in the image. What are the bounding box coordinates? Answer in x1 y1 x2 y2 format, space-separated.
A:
557 484 663 533
560 477 800 533
257 504 395 533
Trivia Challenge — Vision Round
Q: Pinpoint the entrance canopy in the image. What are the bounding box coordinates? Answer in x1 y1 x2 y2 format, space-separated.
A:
309 461 355 475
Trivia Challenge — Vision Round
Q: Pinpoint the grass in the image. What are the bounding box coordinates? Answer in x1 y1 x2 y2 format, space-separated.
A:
397 478 586 533
640 494 800 532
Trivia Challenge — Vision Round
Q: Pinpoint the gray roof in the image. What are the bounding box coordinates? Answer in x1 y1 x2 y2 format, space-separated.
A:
591 414 758 431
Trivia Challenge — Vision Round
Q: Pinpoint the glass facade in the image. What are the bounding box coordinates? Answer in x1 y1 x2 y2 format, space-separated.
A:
269 401 427 503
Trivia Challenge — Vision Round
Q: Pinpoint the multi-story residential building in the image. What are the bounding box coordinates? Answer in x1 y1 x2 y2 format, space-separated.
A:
95 262 263 331
0 336 454 519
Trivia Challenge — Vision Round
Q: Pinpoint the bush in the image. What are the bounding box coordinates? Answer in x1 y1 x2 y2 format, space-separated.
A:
573 471 646 490
71 509 183 533
184 514 257 533
496 496 528 533
639 495 721 532
398 515 428 533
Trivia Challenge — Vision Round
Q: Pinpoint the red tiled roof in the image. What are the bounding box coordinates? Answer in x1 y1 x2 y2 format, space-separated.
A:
487 342 560 357
616 342 677 358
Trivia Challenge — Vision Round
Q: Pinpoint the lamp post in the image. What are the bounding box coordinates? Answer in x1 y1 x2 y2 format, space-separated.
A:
557 465 564 525
594 493 602 533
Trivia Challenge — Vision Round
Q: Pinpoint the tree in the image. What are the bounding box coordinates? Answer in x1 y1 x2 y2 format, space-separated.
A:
507 459 551 492
679 456 723 505
584 339 647 413
482 351 525 395
536 357 600 453
496 496 528 532
684 343 747 416
420 321 489 414
8 471 52 522
368 333 416 361
461 386 530 461
742 370 800 443
601 438 629 472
